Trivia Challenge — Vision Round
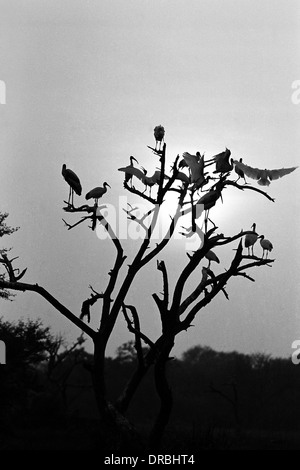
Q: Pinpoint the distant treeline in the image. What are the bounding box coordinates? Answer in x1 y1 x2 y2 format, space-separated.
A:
0 318 299 447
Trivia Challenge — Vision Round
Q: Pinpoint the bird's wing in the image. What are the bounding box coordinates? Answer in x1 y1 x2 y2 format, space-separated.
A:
212 148 231 162
196 191 215 205
85 188 96 199
266 166 298 181
66 169 81 184
178 159 188 169
176 172 190 183
118 167 145 181
182 152 199 172
183 152 204 182
233 160 243 171
199 155 204 171
232 161 261 180
233 161 298 182
151 171 162 184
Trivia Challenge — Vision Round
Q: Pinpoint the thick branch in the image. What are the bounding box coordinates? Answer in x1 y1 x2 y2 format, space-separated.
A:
214 230 258 246
157 260 169 310
122 303 155 358
160 154 181 200
169 234 218 316
179 266 208 315
178 242 274 331
0 279 97 340
100 205 161 343
224 180 275 202
140 184 188 268
157 143 166 204
80 288 104 324
123 181 157 205
179 243 244 331
93 211 127 325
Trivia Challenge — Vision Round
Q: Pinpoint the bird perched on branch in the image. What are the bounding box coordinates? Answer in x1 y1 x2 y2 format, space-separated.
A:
119 156 139 187
244 223 259 256
188 179 225 232
259 235 273 258
179 151 201 170
118 166 144 184
231 160 298 186
205 249 220 268
154 125 165 151
181 152 206 189
118 165 163 196
233 158 247 184
141 168 164 196
85 182 111 205
62 164 82 205
196 179 224 212
206 148 233 174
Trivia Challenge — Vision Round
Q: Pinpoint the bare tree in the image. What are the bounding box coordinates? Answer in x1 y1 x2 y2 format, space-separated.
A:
0 131 279 449
0 212 19 300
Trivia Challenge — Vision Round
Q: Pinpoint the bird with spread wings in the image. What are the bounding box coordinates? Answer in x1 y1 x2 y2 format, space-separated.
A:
232 160 297 186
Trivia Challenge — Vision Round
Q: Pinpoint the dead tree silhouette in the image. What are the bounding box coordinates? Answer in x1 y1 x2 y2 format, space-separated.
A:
1 127 294 450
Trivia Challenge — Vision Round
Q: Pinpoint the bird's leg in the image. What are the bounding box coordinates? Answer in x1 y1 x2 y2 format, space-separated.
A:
71 189 74 206
68 186 72 205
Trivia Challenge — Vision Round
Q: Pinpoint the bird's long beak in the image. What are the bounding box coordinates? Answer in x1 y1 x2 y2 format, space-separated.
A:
132 156 139 164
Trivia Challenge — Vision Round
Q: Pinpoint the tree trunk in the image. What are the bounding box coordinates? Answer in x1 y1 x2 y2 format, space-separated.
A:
115 337 163 413
115 363 147 414
149 337 174 450
92 338 143 451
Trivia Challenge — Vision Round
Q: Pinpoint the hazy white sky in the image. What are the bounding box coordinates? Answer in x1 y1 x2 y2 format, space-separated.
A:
0 0 300 359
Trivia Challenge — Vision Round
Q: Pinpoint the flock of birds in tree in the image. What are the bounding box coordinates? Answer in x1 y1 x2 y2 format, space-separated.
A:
62 125 297 261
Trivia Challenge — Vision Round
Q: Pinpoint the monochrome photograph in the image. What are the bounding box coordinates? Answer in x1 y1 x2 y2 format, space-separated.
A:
0 0 299 455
